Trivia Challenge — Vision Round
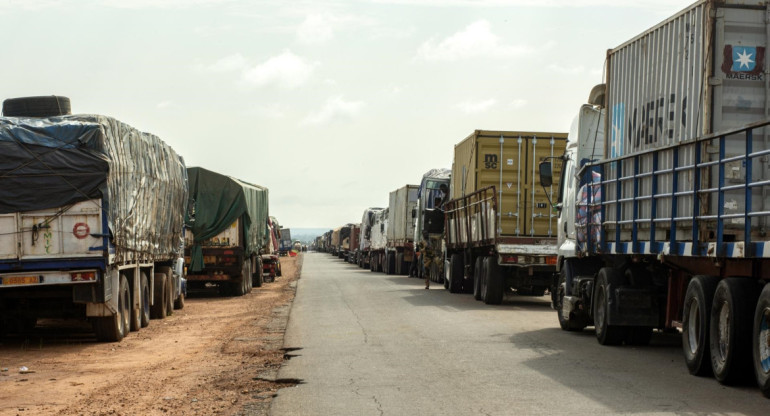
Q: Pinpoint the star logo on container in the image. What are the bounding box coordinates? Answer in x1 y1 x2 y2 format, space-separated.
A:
732 46 756 71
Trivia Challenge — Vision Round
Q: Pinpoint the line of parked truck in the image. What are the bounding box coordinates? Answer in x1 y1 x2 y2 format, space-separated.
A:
0 96 287 342
315 0 770 398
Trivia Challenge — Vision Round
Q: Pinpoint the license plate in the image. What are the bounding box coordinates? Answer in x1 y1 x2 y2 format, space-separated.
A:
3 275 39 285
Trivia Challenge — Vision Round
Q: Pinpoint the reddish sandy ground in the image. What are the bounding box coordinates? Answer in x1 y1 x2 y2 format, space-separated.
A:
0 255 302 416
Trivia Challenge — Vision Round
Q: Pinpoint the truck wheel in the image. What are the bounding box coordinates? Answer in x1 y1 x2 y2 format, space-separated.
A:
254 257 264 288
387 252 396 275
165 270 175 316
395 253 403 275
151 273 167 319
753 284 770 397
449 253 464 293
233 260 250 296
594 267 626 345
556 263 586 332
473 257 483 301
483 257 503 305
129 273 142 332
682 275 719 376
93 275 130 342
710 278 760 384
139 272 151 328
174 290 185 310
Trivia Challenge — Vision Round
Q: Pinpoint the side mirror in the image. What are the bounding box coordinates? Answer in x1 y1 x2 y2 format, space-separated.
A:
380 224 384 232
411 208 416 219
539 161 553 187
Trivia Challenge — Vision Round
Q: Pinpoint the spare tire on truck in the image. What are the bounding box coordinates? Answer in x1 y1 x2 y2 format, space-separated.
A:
3 96 72 117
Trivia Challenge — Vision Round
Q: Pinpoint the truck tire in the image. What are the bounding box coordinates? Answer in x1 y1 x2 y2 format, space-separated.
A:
483 257 504 305
165 269 175 316
593 267 626 345
174 290 185 310
449 253 464 293
93 275 130 342
139 272 151 328
386 252 396 275
710 278 760 384
682 275 719 376
753 284 770 397
129 273 142 332
254 257 264 288
233 260 250 296
2 95 71 117
473 257 483 301
395 253 403 275
556 263 587 332
151 273 167 319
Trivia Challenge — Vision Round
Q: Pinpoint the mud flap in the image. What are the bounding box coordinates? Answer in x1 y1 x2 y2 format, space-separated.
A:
606 285 659 327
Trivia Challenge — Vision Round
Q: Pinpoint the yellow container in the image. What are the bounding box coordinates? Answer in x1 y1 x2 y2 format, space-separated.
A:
451 130 567 238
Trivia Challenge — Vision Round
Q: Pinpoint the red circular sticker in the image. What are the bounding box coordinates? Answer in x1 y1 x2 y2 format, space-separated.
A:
73 223 90 239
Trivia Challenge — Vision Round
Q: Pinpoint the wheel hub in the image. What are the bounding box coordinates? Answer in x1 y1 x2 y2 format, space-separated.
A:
761 308 770 373
687 298 700 355
717 301 730 361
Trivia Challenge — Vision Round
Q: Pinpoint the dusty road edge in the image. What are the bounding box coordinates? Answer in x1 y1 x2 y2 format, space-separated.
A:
238 254 304 416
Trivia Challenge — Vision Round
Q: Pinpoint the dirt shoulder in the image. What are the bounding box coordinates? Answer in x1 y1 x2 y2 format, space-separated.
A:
0 254 302 416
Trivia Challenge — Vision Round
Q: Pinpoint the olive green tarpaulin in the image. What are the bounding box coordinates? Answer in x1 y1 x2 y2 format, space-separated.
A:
186 167 269 272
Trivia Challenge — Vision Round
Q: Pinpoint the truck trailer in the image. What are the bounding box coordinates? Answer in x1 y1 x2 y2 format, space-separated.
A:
445 130 567 304
369 208 389 272
0 112 187 342
385 185 419 275
540 0 770 397
359 208 384 269
184 167 269 296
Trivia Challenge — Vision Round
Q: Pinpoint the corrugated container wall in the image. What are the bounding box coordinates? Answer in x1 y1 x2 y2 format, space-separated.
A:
604 0 770 240
451 130 567 237
387 185 419 244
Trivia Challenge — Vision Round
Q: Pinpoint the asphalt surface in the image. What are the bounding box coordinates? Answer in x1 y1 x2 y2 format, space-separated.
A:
270 253 769 415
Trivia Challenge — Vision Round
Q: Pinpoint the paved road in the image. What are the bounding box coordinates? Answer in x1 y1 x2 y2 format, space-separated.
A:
271 253 768 415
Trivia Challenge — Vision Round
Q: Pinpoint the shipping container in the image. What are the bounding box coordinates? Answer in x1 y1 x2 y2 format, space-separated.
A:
445 130 567 304
385 185 419 275
451 130 567 238
605 0 770 241
543 0 770 397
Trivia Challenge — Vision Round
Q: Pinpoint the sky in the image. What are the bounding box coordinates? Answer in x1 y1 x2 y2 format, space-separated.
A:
0 0 695 229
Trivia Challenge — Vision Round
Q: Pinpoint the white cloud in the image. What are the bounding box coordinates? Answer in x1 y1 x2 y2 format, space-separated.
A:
509 99 527 109
456 98 497 114
297 15 335 44
203 53 248 73
302 96 364 125
417 20 529 61
296 12 375 45
156 101 172 109
242 50 316 89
